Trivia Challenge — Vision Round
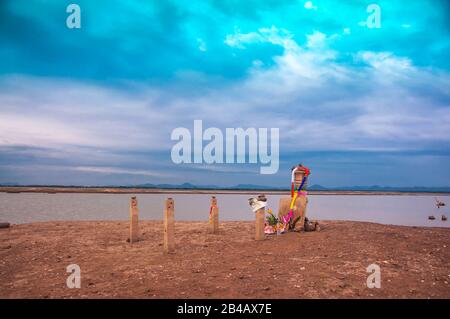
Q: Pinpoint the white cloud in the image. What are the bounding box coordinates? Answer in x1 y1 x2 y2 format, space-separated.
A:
224 28 263 48
222 28 450 150
358 51 412 71
356 51 415 82
0 75 170 150
0 113 95 147
304 1 318 10
1 27 449 167
197 38 207 51
224 26 298 51
226 28 347 97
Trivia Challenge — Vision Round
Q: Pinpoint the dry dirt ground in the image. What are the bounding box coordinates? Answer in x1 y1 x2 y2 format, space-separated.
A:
0 221 449 298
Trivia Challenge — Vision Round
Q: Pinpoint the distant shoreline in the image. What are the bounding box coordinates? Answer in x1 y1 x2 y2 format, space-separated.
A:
1 186 449 196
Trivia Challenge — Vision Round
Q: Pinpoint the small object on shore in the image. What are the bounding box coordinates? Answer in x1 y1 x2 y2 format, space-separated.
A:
435 198 446 208
304 218 320 232
248 196 267 213
264 209 287 235
257 194 267 202
428 216 436 220
442 215 447 221
0 222 10 229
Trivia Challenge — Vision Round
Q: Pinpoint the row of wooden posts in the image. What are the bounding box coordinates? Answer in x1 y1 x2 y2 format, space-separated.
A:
129 195 266 254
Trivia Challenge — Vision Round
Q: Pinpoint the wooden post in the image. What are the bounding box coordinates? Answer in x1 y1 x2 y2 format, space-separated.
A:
129 196 139 243
164 198 175 254
209 196 219 233
255 194 266 240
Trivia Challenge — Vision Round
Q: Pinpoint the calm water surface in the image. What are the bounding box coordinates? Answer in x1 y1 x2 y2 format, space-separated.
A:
0 193 449 227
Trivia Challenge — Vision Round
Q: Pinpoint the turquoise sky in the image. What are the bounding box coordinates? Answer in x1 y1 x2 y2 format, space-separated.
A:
0 0 449 187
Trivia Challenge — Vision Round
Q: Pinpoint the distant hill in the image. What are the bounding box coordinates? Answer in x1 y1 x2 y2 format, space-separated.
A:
0 182 19 186
133 182 286 190
308 184 328 190
233 184 285 190
324 185 450 193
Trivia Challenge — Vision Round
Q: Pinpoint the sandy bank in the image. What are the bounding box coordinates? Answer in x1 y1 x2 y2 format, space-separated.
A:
0 220 449 298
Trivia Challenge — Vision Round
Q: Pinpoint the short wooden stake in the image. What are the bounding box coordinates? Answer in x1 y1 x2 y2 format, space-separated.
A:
209 196 219 233
255 200 265 240
164 198 175 254
129 196 139 243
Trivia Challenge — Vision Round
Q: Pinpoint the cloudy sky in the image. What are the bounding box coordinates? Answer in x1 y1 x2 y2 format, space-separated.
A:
0 0 449 187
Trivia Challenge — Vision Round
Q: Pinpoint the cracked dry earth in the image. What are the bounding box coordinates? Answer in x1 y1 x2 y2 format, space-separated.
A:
0 220 449 298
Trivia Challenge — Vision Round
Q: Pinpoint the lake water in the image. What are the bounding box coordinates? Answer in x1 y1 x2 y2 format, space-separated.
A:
0 193 449 227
